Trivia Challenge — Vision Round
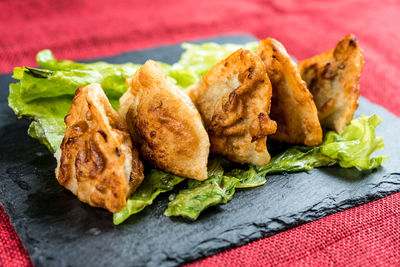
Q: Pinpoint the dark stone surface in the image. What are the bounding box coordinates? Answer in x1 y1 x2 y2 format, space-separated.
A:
0 35 399 267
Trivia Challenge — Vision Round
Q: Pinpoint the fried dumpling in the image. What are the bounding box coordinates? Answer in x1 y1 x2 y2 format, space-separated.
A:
256 38 323 146
119 60 210 181
187 49 277 165
298 34 364 133
55 83 144 213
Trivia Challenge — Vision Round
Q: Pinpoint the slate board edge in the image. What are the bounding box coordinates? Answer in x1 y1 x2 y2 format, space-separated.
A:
14 156 400 267
181 174 400 266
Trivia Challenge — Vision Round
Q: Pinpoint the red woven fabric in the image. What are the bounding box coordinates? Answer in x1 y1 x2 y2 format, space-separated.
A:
188 193 400 266
1 0 400 266
0 207 32 267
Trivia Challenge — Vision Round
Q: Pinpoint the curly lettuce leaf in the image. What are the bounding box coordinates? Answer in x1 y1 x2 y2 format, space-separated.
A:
38 50 182 90
17 67 103 102
36 50 141 100
256 115 387 175
113 169 185 225
228 166 267 188
37 49 141 73
205 156 225 177
164 157 239 220
16 66 131 102
8 81 71 152
257 146 336 174
164 175 238 220
321 114 388 170
168 42 257 88
228 147 335 190
222 147 334 191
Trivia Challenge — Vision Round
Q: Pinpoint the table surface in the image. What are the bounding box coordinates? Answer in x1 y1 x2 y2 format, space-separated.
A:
1 0 400 266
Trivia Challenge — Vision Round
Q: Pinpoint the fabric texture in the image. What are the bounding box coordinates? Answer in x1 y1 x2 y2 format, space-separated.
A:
1 0 400 266
188 193 400 266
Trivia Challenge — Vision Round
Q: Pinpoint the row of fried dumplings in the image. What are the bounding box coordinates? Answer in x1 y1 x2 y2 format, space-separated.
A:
55 34 364 213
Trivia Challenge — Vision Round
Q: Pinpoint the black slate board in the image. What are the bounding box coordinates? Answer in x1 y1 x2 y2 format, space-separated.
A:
1 35 400 267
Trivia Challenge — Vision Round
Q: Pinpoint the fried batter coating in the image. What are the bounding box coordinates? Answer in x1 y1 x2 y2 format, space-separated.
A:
187 49 277 165
120 61 210 181
256 38 323 146
298 34 364 133
55 83 144 213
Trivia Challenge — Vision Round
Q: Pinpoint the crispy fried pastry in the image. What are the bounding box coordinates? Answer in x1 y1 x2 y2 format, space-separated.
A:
298 34 364 133
55 83 144 213
187 49 277 165
120 61 210 181
256 38 322 146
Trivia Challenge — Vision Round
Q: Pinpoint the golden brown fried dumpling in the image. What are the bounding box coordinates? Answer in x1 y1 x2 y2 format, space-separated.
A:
298 34 364 133
119 61 210 181
55 83 144 213
187 49 277 165
256 38 323 146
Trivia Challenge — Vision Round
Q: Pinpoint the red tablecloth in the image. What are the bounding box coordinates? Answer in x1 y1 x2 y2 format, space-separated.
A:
1 0 400 266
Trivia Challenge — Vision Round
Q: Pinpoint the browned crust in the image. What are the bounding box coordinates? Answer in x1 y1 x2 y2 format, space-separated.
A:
120 61 210 181
256 38 323 146
298 34 364 133
56 84 144 213
188 49 277 165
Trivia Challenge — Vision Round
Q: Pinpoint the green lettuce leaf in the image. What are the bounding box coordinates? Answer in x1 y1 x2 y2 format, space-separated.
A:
257 115 387 174
164 175 238 220
37 49 141 73
228 166 267 188
168 42 258 88
257 146 336 174
113 169 185 225
17 67 103 102
227 146 335 190
16 66 132 102
205 156 225 177
321 114 388 170
8 81 72 152
36 50 141 100
164 157 238 220
38 50 182 90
